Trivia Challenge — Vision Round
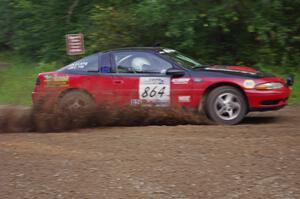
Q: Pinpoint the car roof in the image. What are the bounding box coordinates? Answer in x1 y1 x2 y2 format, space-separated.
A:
105 47 165 53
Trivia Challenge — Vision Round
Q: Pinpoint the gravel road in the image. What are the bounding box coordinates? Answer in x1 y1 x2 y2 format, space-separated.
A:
0 105 299 199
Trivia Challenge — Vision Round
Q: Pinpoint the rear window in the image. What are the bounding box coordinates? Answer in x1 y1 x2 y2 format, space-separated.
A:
59 53 100 73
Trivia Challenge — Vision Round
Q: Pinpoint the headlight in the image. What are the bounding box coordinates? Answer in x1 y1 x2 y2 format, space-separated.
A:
255 82 284 90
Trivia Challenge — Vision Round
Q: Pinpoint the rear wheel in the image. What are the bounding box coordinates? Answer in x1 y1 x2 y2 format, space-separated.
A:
57 90 96 128
58 90 95 114
205 86 247 125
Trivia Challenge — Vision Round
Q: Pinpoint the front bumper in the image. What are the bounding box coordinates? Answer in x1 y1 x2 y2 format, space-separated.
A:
246 86 292 112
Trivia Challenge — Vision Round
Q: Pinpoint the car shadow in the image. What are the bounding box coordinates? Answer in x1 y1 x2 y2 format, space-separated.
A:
241 116 280 125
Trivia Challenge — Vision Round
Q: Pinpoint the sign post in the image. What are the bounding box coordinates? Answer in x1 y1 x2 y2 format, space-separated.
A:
65 33 85 55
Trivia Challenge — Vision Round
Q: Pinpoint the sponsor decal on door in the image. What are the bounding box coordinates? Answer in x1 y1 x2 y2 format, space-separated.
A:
139 77 170 106
171 78 190 84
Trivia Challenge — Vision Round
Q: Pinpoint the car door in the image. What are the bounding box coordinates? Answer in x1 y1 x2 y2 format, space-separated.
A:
60 52 115 104
111 50 193 107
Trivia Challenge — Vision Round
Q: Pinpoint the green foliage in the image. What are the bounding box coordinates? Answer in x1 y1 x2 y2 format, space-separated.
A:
88 5 136 52
0 0 299 68
0 0 15 48
245 0 300 67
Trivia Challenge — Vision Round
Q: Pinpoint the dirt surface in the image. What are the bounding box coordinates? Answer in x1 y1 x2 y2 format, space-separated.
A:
0 105 299 199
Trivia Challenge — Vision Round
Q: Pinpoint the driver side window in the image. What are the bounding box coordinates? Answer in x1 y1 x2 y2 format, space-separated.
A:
114 51 172 74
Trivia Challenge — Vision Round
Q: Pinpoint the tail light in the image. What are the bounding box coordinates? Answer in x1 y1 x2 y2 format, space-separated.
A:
35 78 41 85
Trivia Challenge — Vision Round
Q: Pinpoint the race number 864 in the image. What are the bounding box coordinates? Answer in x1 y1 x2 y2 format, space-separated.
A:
141 86 166 98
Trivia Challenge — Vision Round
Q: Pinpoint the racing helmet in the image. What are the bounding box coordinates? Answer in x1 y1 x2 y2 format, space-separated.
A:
131 57 150 72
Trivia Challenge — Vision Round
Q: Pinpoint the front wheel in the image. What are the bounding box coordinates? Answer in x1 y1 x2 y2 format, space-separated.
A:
205 86 247 125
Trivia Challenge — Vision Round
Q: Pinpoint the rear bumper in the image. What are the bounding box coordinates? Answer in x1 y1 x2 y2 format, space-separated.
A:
32 91 39 104
32 90 60 110
246 86 292 112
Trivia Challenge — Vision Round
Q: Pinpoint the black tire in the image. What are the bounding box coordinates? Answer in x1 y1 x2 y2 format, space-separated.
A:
205 86 247 125
58 90 95 114
57 90 96 129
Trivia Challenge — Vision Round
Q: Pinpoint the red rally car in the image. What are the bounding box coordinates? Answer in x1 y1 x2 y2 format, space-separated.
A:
32 47 294 124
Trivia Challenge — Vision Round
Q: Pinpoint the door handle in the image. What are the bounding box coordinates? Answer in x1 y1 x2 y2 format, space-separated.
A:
113 80 124 84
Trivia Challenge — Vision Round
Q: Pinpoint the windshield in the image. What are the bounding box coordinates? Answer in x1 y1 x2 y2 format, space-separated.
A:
160 49 203 69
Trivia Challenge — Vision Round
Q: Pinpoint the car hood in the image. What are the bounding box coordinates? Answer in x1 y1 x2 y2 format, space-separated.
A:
195 65 273 78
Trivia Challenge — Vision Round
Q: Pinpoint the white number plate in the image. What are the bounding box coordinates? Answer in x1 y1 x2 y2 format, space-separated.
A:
139 77 170 106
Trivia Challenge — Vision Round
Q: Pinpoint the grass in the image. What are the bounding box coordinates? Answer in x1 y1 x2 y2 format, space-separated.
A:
0 52 59 105
0 51 299 105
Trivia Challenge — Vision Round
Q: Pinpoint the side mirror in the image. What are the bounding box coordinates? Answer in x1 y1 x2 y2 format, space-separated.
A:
166 68 185 77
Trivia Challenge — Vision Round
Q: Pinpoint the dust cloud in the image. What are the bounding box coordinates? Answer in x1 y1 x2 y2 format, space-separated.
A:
0 104 207 133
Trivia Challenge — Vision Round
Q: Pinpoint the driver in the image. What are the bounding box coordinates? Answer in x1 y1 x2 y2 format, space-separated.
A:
131 57 151 72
